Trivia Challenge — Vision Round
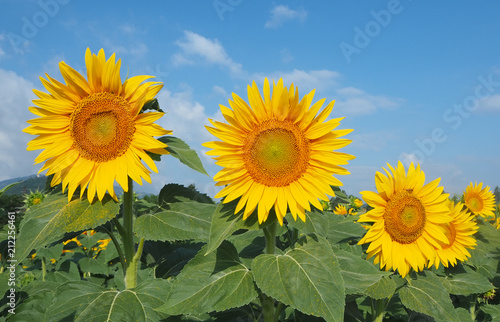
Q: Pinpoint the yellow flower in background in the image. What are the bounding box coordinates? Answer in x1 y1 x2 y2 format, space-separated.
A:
204 78 354 225
24 48 171 202
463 182 496 218
358 162 452 278
354 198 363 208
97 238 112 250
334 205 348 215
429 202 478 269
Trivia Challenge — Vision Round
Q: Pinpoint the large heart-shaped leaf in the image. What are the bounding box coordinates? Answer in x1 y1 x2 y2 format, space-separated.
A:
156 240 257 315
252 234 345 322
16 192 119 262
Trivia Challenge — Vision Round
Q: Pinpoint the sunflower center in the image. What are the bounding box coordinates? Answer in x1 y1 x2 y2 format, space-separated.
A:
384 191 426 244
70 92 135 162
467 194 483 212
243 119 310 187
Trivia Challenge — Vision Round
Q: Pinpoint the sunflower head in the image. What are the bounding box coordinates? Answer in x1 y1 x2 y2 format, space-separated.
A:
334 204 348 215
358 161 452 277
24 48 172 202
463 182 496 218
428 201 478 269
203 78 354 225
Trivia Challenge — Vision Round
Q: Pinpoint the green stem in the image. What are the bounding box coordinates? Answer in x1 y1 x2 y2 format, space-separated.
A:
122 177 135 271
470 295 477 320
125 238 145 289
41 257 46 282
261 220 278 322
103 225 126 273
373 298 387 322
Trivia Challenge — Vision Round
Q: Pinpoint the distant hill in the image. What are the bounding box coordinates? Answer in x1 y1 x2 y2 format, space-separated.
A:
0 175 47 195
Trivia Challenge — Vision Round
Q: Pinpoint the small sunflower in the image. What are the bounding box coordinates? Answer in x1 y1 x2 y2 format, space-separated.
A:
358 161 452 277
24 48 171 202
463 182 496 218
429 201 478 269
203 78 354 225
334 205 348 215
353 198 363 208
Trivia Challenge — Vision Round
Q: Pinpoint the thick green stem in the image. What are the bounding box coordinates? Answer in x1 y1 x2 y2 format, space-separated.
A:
41 257 46 282
261 220 278 322
122 177 139 289
122 177 134 270
373 298 387 322
125 238 145 289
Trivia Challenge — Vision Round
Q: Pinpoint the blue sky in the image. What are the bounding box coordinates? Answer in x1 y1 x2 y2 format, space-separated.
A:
1 0 499 199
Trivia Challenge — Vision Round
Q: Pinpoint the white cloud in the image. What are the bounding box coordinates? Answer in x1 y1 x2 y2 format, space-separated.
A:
212 85 228 97
334 87 403 116
0 69 40 181
173 31 243 75
265 5 307 28
252 69 340 93
156 87 213 145
477 94 500 113
351 130 399 152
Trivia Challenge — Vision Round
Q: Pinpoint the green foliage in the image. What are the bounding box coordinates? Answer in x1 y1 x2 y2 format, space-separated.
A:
3 156 500 321
158 136 209 176
156 241 257 315
135 201 215 242
16 192 119 262
252 234 345 322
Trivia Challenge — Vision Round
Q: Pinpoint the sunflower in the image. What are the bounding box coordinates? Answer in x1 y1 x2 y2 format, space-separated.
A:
353 198 363 208
463 182 496 218
357 161 452 277
429 201 478 269
24 48 171 202
203 78 354 225
334 205 348 215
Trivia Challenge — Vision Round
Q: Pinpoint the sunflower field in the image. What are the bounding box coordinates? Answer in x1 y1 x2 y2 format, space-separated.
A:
2 48 500 322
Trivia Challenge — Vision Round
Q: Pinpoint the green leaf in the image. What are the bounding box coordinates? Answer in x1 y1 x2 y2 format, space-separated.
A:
159 136 208 176
443 268 493 295
46 279 171 321
364 276 397 300
327 214 366 245
399 271 458 321
158 183 214 205
135 201 215 242
481 304 500 321
0 181 21 198
205 199 272 256
10 280 58 320
16 192 119 261
78 257 109 275
334 248 390 295
156 241 257 315
252 234 345 322
286 210 330 238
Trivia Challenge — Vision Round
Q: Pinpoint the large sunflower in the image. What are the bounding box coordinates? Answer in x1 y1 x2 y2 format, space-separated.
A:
203 78 354 225
357 162 452 277
429 201 478 269
24 48 171 202
463 182 496 218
